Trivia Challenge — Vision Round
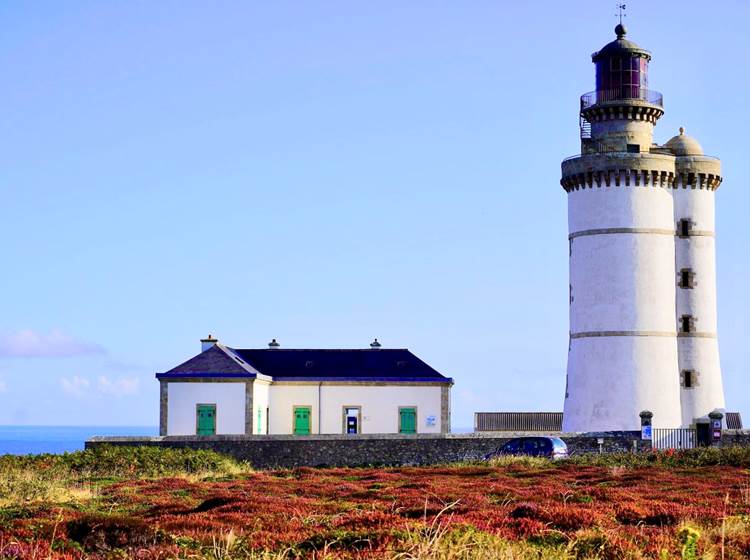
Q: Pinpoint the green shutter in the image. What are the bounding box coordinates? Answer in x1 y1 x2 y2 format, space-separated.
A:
257 407 262 434
399 408 416 434
196 404 216 436
293 406 311 435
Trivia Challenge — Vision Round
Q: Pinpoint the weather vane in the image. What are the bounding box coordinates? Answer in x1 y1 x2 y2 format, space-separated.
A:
616 4 627 25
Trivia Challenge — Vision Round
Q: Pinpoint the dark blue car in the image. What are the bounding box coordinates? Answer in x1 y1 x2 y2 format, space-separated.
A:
485 436 569 460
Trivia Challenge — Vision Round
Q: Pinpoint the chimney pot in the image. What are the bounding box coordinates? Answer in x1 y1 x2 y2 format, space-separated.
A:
200 334 218 352
268 338 280 349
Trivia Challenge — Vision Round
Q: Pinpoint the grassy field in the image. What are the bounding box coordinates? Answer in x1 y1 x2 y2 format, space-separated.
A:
1 447 750 559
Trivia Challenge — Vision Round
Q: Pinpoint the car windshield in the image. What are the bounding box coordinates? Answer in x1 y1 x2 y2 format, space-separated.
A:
503 440 521 453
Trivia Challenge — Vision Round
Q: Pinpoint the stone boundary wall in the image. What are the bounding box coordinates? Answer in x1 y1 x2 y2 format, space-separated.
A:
86 431 646 469
717 430 750 447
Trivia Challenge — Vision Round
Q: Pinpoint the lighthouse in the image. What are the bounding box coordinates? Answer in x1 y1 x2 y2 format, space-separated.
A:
561 24 725 431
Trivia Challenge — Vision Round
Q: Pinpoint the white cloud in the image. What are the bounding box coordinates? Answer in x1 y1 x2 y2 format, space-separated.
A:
60 375 140 399
60 375 91 398
0 330 105 358
97 376 139 397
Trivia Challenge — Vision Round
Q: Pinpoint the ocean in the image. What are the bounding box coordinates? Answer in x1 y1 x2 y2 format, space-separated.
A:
0 425 475 455
0 425 158 455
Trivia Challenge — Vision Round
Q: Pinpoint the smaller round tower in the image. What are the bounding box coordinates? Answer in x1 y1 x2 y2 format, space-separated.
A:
666 128 725 427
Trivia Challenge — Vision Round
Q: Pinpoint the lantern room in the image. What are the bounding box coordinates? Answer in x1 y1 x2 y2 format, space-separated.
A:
591 24 652 103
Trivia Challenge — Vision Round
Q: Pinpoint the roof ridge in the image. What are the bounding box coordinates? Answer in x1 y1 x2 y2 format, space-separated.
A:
231 347 411 352
162 344 254 376
160 346 447 381
216 344 267 377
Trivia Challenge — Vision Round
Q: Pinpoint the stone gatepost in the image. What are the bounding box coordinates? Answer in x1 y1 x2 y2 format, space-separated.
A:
708 410 723 447
639 410 653 450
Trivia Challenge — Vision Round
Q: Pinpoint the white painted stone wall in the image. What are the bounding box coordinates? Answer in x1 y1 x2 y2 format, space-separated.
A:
167 382 246 436
569 234 677 333
253 380 271 434
677 338 724 426
268 384 443 435
565 337 680 431
568 183 675 232
320 385 443 434
267 385 318 434
564 166 682 431
673 181 725 425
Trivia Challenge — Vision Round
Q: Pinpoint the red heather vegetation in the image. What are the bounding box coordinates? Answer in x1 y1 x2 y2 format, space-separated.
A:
1 447 750 558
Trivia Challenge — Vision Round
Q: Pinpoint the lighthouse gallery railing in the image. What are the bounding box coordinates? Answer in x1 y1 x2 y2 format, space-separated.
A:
580 88 664 110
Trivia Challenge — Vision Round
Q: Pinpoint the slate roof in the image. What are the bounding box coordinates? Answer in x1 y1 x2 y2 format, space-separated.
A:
591 25 651 63
234 349 449 382
157 345 451 383
160 345 253 377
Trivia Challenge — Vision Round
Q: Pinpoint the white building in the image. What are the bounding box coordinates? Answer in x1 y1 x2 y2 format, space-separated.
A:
561 24 726 432
157 337 452 436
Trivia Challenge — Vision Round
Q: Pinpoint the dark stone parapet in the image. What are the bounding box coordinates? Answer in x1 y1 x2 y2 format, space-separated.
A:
86 431 646 469
717 430 750 447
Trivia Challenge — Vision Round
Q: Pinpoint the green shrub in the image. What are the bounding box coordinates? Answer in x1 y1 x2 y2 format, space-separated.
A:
59 445 245 478
559 446 750 469
0 446 246 478
679 526 700 560
0 446 248 505
483 454 552 469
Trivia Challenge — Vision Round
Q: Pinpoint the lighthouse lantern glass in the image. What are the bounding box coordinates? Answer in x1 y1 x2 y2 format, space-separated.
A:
595 56 649 103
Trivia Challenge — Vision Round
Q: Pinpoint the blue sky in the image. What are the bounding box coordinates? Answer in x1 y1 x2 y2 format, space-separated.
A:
0 1 748 429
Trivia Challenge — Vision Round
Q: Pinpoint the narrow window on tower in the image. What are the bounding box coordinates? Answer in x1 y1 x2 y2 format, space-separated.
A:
680 315 694 333
678 268 695 289
627 143 640 153
682 370 694 389
678 219 691 238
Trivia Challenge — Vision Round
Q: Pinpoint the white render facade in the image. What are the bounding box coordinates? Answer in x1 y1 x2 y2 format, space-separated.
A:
561 25 725 431
158 339 452 436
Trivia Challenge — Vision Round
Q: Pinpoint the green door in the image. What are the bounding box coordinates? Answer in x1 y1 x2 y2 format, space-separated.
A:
399 407 416 434
196 404 216 435
293 406 311 435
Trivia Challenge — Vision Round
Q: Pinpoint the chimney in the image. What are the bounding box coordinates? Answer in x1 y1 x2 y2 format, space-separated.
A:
268 338 280 349
370 338 382 350
201 334 218 352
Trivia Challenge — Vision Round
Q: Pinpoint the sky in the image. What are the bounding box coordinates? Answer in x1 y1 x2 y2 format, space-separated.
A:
0 1 748 430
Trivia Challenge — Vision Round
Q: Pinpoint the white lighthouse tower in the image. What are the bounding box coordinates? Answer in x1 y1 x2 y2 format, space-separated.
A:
561 24 725 431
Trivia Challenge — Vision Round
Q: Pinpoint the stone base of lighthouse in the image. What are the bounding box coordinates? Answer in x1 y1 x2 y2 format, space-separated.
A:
563 336 682 431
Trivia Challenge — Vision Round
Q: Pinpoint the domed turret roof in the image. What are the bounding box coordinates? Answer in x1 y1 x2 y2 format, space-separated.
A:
665 127 704 156
592 24 651 62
